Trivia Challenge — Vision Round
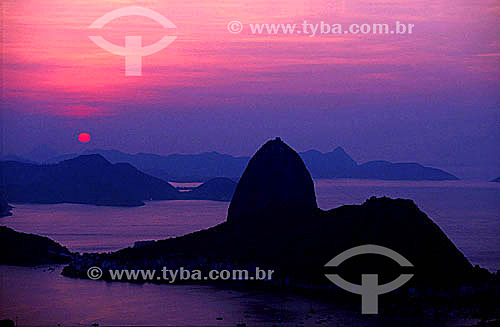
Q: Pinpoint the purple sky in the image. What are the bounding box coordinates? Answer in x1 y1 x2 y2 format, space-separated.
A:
1 0 499 179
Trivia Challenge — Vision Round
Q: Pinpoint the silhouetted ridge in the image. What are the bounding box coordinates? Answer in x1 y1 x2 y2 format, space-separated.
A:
46 146 458 181
0 226 72 265
300 146 357 178
339 160 459 181
61 154 110 168
228 137 317 226
182 177 236 201
0 155 180 206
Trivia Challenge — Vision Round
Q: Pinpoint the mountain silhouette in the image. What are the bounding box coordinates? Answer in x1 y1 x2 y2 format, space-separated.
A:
180 177 236 201
300 147 357 178
48 149 248 182
0 154 37 164
228 137 317 226
339 160 459 180
0 226 72 265
63 138 477 292
491 176 500 183
1 156 238 206
47 146 458 181
1 154 180 206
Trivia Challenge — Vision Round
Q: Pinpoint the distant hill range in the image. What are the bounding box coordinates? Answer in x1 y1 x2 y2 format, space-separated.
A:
47 149 249 182
491 176 500 183
0 155 236 207
1 146 458 209
337 160 458 181
179 177 236 202
0 154 37 164
45 147 458 182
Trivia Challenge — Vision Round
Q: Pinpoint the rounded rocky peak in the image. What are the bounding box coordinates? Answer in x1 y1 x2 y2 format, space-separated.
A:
227 137 317 226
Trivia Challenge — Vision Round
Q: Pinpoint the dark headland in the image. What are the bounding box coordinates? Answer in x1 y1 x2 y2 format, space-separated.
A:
0 226 72 266
62 138 498 317
0 156 236 207
0 155 179 206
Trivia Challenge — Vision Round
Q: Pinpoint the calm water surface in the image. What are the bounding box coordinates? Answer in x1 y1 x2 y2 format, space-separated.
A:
0 179 498 326
1 200 229 253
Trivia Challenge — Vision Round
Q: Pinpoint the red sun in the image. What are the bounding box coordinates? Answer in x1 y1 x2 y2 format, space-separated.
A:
78 132 91 143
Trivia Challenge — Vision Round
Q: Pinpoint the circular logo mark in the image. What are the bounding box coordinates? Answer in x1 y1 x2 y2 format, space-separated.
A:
227 21 243 34
87 266 103 280
88 6 177 76
324 244 414 314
